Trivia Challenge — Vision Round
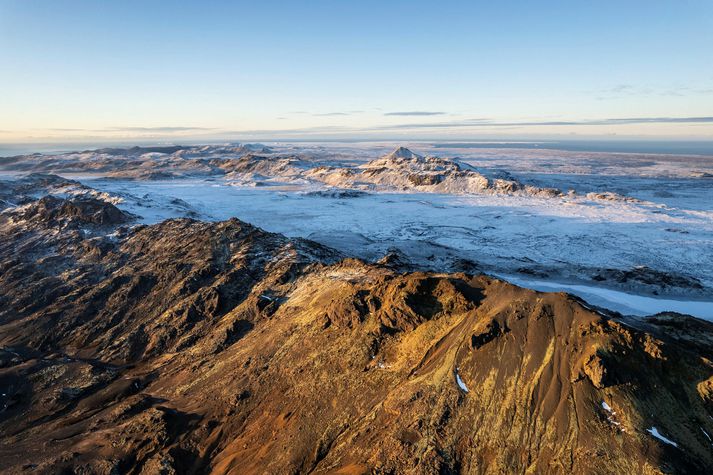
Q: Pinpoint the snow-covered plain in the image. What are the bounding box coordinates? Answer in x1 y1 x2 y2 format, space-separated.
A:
2 142 712 319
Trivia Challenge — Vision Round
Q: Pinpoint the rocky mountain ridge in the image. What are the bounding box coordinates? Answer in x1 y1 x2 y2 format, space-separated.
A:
0 146 581 199
1 191 712 473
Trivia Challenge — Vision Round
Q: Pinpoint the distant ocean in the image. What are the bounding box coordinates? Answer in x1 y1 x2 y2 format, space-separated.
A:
431 140 713 156
2 139 713 157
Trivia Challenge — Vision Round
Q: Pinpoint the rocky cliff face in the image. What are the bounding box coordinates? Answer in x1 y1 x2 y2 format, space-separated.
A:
1 193 712 474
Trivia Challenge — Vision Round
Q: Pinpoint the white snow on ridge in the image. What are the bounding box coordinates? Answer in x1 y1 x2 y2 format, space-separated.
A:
455 368 469 393
600 401 623 429
646 427 678 447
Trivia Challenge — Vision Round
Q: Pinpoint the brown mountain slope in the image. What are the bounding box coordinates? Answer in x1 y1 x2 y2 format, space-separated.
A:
0 196 712 474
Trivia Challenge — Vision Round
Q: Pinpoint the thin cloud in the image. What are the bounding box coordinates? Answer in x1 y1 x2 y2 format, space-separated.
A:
104 126 217 132
372 116 713 130
41 126 218 133
384 111 446 116
658 89 685 97
312 110 364 117
585 116 713 125
594 83 713 100
313 112 351 117
18 116 712 141
377 119 489 130
46 128 92 132
218 116 713 138
609 84 636 93
595 84 651 96
222 125 351 135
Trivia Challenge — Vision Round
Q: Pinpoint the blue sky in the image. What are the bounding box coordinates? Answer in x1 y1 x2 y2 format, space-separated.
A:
1 0 712 142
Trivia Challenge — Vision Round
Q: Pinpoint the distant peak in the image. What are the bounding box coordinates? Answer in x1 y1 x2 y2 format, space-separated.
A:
385 147 423 160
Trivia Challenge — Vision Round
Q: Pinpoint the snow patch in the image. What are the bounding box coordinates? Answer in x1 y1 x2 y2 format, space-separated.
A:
601 401 622 428
455 368 469 393
646 427 678 447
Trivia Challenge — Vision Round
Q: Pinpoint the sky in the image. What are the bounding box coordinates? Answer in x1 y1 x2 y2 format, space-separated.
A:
1 0 712 143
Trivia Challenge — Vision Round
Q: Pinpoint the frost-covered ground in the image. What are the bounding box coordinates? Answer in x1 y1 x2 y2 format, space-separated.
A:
2 141 712 319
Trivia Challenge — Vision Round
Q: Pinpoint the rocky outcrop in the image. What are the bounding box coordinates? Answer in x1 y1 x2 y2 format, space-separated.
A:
592 265 704 291
10 195 132 227
0 173 123 212
0 192 712 474
329 147 564 197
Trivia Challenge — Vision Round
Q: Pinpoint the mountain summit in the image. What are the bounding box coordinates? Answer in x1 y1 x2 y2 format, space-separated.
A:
384 146 424 160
